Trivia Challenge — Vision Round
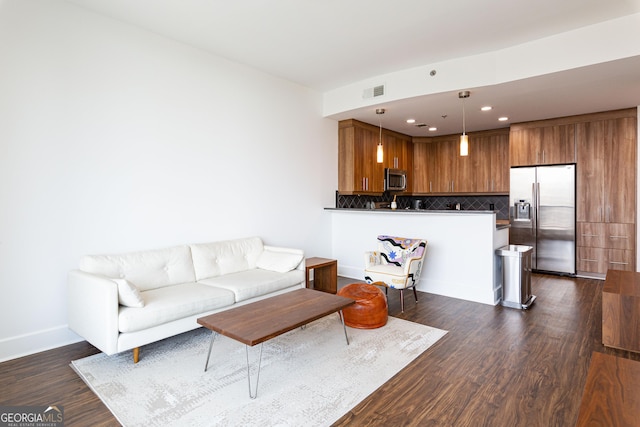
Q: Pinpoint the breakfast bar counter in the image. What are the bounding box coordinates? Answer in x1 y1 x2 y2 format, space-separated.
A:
326 208 509 305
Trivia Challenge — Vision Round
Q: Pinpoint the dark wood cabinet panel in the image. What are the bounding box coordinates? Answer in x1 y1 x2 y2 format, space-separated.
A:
577 246 608 274
509 124 575 166
413 142 434 193
606 117 636 224
412 129 508 194
577 222 606 248
576 121 606 223
339 119 409 193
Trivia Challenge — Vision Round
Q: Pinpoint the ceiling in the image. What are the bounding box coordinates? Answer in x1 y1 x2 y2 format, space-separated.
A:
67 0 640 137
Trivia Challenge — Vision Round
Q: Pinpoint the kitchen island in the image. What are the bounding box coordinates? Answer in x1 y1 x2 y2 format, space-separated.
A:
326 208 509 305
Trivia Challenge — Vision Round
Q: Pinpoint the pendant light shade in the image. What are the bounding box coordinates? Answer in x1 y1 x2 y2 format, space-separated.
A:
460 134 469 156
376 108 385 163
459 91 470 157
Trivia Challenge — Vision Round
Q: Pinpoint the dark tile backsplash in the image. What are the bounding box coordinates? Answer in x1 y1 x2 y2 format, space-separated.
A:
336 192 509 220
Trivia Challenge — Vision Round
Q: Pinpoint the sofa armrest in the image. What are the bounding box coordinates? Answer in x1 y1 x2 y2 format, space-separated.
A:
67 270 119 355
263 245 305 271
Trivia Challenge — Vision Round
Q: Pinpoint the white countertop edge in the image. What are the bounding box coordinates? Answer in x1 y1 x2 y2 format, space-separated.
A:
325 208 510 228
325 207 496 214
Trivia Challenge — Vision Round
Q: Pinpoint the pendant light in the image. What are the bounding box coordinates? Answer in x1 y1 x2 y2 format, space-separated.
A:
376 108 385 163
459 91 470 156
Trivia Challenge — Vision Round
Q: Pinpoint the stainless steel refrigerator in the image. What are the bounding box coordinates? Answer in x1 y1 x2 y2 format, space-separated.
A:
509 164 576 275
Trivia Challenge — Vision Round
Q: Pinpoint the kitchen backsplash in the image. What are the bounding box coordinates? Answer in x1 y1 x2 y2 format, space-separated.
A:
336 192 510 220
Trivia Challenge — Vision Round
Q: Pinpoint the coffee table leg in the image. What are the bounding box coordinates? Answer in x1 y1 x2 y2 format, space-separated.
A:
246 343 264 399
203 331 217 372
339 310 350 345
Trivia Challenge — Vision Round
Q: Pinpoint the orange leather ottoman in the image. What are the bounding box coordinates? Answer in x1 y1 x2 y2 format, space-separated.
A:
337 283 388 329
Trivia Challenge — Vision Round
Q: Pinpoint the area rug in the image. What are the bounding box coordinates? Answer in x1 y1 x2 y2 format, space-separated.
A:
71 316 447 426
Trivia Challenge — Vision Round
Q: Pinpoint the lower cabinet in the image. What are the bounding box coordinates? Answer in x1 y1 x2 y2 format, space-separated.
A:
577 222 635 275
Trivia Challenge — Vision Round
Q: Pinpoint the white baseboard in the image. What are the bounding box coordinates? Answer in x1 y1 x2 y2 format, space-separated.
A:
0 325 84 363
338 265 362 280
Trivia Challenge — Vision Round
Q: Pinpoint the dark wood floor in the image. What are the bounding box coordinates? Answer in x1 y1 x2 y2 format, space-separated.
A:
1 274 637 426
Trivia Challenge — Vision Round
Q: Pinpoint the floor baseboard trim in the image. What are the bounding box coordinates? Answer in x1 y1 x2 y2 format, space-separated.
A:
0 325 83 363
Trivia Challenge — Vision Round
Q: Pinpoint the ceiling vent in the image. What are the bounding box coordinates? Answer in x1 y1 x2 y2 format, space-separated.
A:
363 84 385 99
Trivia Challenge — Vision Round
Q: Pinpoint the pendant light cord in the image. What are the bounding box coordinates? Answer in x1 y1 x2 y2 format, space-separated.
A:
462 96 466 135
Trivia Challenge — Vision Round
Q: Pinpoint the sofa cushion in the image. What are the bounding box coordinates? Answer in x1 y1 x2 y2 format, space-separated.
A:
112 278 145 308
364 264 409 288
118 283 235 333
256 250 303 273
190 237 264 281
80 245 196 291
199 268 304 303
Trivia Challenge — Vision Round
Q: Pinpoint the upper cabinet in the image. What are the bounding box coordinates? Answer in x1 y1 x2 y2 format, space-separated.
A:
472 130 509 193
576 113 637 224
509 123 575 166
338 119 412 194
413 129 509 194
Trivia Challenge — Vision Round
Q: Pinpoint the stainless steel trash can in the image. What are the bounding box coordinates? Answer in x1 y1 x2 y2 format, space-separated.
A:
495 245 536 309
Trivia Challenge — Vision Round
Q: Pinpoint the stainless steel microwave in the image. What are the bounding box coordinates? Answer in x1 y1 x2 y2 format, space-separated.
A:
384 168 407 191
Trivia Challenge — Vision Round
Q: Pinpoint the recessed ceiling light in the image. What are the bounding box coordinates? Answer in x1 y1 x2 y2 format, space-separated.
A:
428 127 437 131
498 117 509 122
406 119 416 124
481 106 492 111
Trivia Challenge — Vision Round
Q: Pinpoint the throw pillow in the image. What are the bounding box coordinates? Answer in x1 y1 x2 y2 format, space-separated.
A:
256 250 303 273
112 278 145 308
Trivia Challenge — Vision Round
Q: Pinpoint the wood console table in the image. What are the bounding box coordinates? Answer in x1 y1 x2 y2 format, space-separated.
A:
576 352 640 426
602 270 640 353
305 257 337 294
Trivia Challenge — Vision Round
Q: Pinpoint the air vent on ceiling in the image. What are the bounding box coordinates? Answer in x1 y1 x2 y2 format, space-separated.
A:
415 123 427 128
362 84 385 99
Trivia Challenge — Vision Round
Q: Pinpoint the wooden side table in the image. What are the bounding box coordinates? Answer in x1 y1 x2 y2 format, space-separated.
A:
576 352 640 426
602 270 640 353
305 257 337 294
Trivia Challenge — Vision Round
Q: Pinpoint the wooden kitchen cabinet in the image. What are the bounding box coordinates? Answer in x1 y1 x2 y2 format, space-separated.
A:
383 132 413 192
412 140 434 193
412 129 509 194
472 129 509 192
509 123 575 166
577 222 636 275
338 120 384 193
338 119 412 194
413 136 454 193
605 117 636 224
576 116 636 224
431 136 459 192
561 108 638 277
577 246 608 274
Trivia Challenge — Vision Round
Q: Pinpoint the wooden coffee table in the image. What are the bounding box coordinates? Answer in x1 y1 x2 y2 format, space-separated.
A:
197 288 355 398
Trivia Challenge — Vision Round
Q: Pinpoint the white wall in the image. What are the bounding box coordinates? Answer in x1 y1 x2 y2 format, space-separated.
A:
0 0 338 361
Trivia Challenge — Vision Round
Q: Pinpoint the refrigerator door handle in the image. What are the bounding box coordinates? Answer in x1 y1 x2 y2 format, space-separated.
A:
532 182 537 232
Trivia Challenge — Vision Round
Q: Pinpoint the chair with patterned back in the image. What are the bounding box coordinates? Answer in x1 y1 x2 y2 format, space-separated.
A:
364 235 427 312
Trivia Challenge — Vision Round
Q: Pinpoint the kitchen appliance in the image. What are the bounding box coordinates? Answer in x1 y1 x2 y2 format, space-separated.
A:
509 164 576 275
384 168 407 192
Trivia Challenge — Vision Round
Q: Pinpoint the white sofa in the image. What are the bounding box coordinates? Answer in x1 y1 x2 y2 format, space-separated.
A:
68 237 305 362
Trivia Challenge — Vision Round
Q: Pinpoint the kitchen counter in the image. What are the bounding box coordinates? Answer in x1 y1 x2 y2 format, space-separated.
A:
325 208 511 230
327 208 509 305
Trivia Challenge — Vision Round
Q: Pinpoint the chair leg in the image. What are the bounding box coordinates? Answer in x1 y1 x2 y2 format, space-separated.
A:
400 289 405 312
412 286 418 303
